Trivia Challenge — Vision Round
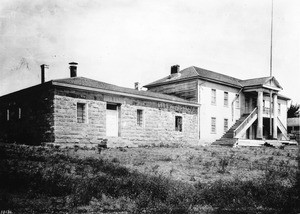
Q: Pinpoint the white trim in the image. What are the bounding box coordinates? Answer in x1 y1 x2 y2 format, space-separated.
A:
262 84 282 91
52 82 200 107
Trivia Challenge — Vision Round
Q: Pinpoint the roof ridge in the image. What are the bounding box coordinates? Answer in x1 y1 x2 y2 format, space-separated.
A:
53 76 198 104
192 66 242 87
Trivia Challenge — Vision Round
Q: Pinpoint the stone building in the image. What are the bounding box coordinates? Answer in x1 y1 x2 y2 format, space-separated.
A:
0 63 290 147
0 63 199 147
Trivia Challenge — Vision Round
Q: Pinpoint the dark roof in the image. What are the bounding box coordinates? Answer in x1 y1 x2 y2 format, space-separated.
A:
239 77 271 87
52 77 198 105
145 66 242 88
277 93 290 100
193 66 242 87
144 66 285 90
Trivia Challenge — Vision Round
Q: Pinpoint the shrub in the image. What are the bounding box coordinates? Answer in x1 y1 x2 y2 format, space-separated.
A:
217 156 230 173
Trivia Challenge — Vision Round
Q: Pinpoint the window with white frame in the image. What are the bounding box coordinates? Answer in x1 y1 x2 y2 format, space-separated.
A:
224 118 228 132
77 103 86 123
235 94 240 108
137 109 143 126
211 117 216 133
211 89 216 105
175 116 182 132
224 92 228 107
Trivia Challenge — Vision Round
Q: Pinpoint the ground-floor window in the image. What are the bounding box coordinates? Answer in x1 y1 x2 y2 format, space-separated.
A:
211 117 216 133
77 103 86 123
6 109 9 121
175 116 182 132
137 109 143 126
18 108 22 119
224 118 228 132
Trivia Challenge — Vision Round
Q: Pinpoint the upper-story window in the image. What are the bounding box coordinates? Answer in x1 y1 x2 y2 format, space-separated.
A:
211 89 216 105
224 92 228 107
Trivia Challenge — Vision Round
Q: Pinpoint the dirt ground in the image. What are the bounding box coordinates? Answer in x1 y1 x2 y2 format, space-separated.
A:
70 145 299 184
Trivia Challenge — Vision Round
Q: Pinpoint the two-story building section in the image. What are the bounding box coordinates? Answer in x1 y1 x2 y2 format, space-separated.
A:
144 65 290 146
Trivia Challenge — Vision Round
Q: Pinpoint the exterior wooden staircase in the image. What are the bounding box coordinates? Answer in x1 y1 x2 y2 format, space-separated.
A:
212 114 250 146
212 108 258 147
277 117 289 140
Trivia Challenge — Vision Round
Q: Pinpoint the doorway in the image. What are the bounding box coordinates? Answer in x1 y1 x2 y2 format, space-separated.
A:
106 103 119 137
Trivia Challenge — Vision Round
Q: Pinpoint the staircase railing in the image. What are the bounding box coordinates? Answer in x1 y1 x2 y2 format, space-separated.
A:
277 117 289 140
234 107 258 137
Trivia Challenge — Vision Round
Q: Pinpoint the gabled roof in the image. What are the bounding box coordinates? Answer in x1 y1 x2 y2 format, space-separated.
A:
239 77 271 87
52 77 199 106
144 66 242 88
239 76 283 89
144 66 283 91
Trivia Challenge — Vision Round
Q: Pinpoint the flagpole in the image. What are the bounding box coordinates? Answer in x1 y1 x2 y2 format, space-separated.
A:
270 0 273 77
269 0 274 138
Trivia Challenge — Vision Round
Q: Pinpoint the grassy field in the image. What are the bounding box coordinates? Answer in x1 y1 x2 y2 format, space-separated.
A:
0 143 299 213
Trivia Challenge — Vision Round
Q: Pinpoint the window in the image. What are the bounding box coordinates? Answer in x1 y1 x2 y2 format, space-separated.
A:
77 103 86 123
211 89 216 105
224 92 228 107
6 109 9 121
137 109 143 126
224 118 228 132
18 108 21 119
278 103 281 115
211 117 216 133
235 94 240 108
175 116 182 132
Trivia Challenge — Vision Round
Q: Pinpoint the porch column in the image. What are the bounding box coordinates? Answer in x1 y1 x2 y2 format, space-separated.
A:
273 93 278 139
256 91 263 139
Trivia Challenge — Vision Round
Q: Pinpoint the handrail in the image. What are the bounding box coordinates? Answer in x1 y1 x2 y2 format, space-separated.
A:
277 117 289 140
234 107 258 137
277 117 287 134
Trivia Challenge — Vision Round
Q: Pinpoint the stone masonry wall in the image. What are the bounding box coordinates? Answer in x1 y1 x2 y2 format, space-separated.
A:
0 83 54 145
53 87 198 147
117 103 198 147
53 95 106 145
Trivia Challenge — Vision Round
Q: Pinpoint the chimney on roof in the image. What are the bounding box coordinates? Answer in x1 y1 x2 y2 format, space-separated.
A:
40 64 49 84
69 62 78 77
171 65 180 74
134 82 140 90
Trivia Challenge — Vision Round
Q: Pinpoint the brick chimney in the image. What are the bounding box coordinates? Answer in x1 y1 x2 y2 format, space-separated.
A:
134 82 140 90
69 62 78 77
171 65 180 74
40 64 49 84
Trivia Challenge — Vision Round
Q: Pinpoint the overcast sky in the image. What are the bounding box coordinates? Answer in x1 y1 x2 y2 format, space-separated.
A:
0 0 299 103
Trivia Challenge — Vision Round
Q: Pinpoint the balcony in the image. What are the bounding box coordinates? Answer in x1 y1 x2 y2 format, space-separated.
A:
263 107 273 116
